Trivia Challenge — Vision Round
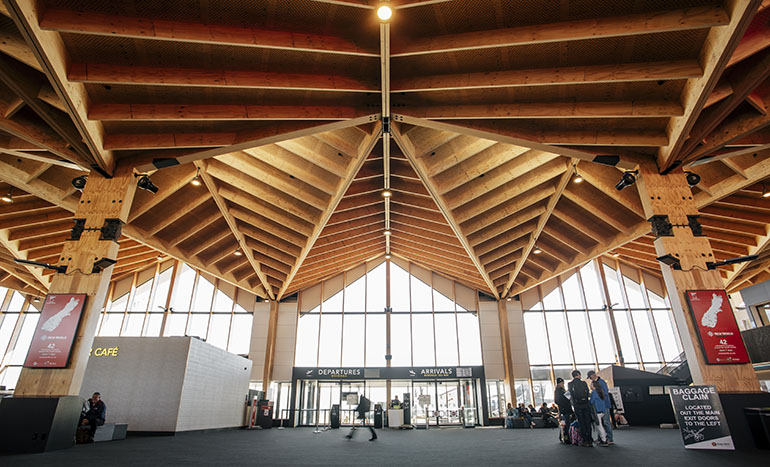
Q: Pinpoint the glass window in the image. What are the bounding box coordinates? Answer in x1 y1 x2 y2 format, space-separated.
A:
341 314 365 366
130 280 152 312
603 264 625 308
9 313 39 364
207 314 231 349
100 312 124 336
624 276 646 308
187 313 209 339
7 292 26 311
613 310 639 363
164 313 187 337
152 267 173 311
295 314 320 366
121 313 144 336
411 314 435 366
545 312 572 364
109 293 129 312
318 314 342 366
580 262 604 309
433 290 454 312
212 289 234 312
567 312 595 364
365 314 386 366
588 311 616 364
542 286 563 310
344 277 365 312
523 313 550 365
144 313 163 337
434 313 459 366
390 314 411 366
390 263 410 312
367 263 387 312
561 273 583 309
410 276 432 312
457 313 483 366
192 276 215 311
228 314 252 354
652 309 682 361
171 265 195 311
0 314 20 357
323 290 343 313
631 310 660 362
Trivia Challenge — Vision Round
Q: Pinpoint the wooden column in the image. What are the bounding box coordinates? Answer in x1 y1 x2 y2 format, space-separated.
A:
261 299 280 393
636 162 760 392
14 165 137 397
497 300 517 404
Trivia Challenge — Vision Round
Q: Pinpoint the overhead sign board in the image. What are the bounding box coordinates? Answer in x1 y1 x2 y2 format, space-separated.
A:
24 294 87 368
685 290 750 364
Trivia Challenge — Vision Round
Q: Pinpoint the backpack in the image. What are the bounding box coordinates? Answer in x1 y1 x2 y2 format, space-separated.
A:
569 420 582 445
570 380 589 405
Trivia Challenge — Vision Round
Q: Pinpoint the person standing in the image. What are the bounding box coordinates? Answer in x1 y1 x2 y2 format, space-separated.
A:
79 392 106 443
587 370 614 445
554 378 573 444
346 395 377 441
568 370 592 447
590 381 609 446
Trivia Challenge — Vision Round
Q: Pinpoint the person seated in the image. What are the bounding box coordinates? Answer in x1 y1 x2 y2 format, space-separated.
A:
505 403 515 429
539 402 558 428
518 403 535 428
390 395 402 409
79 392 106 443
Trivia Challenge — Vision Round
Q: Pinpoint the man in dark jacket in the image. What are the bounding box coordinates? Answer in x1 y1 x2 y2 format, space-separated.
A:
554 377 573 443
568 370 592 447
79 392 106 443
346 395 377 441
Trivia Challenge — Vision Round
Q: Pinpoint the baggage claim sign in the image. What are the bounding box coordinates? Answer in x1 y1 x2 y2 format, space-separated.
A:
668 386 734 450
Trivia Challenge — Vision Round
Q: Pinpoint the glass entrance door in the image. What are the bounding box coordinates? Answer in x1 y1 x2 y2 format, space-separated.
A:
437 380 461 424
340 381 364 425
412 381 438 425
318 382 340 426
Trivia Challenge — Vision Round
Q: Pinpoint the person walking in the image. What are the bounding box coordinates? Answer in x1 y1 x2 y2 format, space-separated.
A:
346 395 377 441
554 377 573 444
568 370 593 447
590 381 609 446
587 370 614 445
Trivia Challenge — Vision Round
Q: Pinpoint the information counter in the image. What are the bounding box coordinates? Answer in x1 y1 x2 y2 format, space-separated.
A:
388 409 404 427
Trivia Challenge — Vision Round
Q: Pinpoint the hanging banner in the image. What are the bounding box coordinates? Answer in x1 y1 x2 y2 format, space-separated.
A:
24 294 88 368
685 290 750 364
668 386 734 450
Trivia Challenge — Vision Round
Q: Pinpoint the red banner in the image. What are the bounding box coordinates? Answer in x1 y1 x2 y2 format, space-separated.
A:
685 290 750 365
24 293 87 368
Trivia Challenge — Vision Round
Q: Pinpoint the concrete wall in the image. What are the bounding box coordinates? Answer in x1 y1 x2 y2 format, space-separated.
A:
506 300 531 384
272 301 298 381
478 299 504 380
248 302 270 381
81 337 251 432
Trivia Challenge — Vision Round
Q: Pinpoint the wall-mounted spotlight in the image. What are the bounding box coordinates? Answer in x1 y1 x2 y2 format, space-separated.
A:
1 188 12 203
190 167 202 187
377 4 392 21
72 175 88 191
136 174 159 194
533 244 542 254
92 257 117 273
656 254 681 270
685 171 701 187
572 164 583 183
615 170 638 191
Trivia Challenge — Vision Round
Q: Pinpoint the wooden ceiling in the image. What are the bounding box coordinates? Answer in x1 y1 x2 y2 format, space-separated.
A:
0 0 769 301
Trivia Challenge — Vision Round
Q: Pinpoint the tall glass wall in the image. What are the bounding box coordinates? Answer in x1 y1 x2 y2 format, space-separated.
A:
0 288 42 390
521 258 682 405
294 259 483 368
96 261 254 354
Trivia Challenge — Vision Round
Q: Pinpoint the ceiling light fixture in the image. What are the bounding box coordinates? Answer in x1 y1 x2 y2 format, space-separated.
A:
685 171 701 187
72 175 88 190
233 248 243 256
383 230 392 236
190 168 202 187
615 170 638 191
1 188 12 203
572 164 583 183
385 254 391 260
611 252 620 258
533 243 542 254
377 4 392 21
382 189 392 198
763 183 770 198
136 174 159 194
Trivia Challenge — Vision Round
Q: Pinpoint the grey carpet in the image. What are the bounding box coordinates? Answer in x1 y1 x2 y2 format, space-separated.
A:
3 426 766 466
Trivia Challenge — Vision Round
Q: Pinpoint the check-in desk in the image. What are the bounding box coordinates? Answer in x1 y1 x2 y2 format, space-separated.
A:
387 409 404 427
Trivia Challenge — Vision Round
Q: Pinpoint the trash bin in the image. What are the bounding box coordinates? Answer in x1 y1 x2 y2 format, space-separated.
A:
374 404 383 429
330 404 340 429
744 407 770 449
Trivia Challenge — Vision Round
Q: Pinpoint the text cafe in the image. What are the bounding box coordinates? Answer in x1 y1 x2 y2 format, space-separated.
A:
288 366 487 427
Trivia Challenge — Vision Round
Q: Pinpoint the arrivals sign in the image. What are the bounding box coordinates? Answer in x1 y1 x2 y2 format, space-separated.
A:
668 385 734 450
685 290 750 364
294 366 483 380
24 294 87 368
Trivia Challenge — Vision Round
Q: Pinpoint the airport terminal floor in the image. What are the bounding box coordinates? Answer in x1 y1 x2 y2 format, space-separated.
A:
4 426 767 467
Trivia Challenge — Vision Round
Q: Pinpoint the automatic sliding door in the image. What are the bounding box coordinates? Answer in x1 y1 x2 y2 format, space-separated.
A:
412 382 438 425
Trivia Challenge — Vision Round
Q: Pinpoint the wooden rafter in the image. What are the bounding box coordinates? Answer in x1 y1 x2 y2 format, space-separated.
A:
392 122 498 297
196 160 275 300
